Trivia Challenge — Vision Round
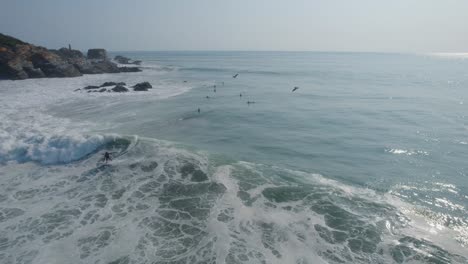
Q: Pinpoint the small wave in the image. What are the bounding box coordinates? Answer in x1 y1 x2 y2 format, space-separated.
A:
386 148 429 156
180 67 229 73
112 59 179 72
140 64 179 72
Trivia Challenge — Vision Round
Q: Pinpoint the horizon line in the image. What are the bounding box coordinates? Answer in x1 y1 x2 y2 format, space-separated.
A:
104 49 468 55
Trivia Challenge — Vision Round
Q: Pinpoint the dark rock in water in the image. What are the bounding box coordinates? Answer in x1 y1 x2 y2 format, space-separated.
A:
111 85 128 93
118 66 141 73
74 88 81 92
98 88 107 92
132 60 142 65
114 55 131 64
132 82 152 91
133 87 148 92
100 82 116 87
84 85 100 90
100 81 126 87
87 49 107 60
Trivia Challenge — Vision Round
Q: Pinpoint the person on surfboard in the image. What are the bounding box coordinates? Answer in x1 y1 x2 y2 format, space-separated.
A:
103 152 112 163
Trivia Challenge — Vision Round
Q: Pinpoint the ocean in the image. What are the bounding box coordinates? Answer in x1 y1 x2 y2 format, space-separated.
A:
0 51 467 263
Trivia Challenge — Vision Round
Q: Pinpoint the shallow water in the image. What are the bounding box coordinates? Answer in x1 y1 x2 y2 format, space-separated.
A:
0 51 467 263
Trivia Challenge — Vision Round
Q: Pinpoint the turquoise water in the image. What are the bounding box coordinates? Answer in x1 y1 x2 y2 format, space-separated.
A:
86 51 467 207
0 51 467 263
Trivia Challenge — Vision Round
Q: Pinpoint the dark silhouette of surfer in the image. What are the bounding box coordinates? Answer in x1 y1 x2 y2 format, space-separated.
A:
103 152 112 163
233 74 239 78
292 86 299 92
198 108 201 113
240 93 242 97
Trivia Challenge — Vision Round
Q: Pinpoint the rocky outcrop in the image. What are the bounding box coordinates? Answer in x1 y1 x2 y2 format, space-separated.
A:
52 47 84 62
83 85 100 90
30 48 82 77
87 49 107 60
0 40 81 79
49 47 119 75
0 33 142 80
84 60 121 74
111 85 129 92
133 82 152 91
76 81 152 93
100 82 126 87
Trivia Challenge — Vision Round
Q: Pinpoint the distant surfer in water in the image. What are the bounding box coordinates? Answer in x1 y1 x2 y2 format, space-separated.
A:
103 152 112 163
198 108 201 113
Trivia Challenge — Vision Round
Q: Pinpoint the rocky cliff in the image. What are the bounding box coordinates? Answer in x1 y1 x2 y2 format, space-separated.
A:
0 33 140 80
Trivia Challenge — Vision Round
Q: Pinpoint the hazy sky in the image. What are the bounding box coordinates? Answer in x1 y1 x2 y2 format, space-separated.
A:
1 0 467 52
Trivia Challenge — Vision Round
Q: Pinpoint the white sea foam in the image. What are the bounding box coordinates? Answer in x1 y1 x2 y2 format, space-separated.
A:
386 148 429 156
0 70 192 164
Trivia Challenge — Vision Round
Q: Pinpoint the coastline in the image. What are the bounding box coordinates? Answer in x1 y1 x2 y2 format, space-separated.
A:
0 33 141 80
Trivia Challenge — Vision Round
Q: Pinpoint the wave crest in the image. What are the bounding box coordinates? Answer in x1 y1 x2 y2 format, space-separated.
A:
0 132 113 165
